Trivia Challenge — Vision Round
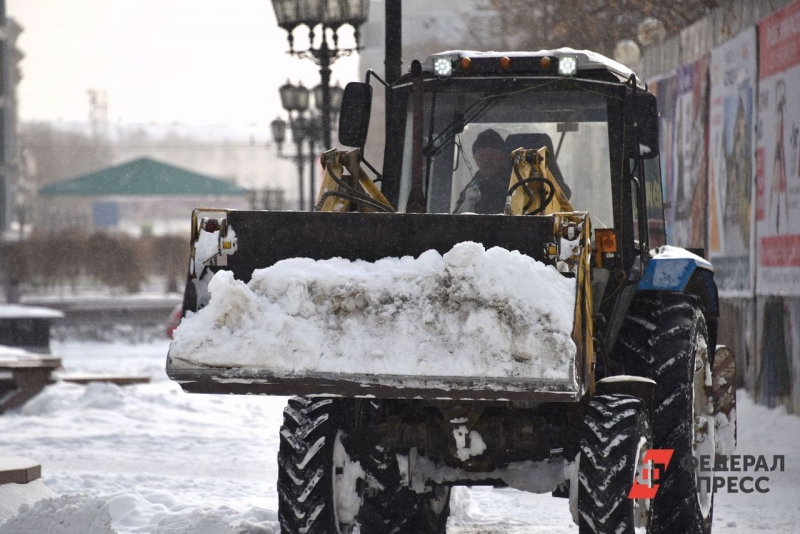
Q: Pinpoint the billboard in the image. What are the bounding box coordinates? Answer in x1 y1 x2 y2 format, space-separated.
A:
668 57 709 250
648 73 678 242
756 296 800 413
756 1 800 295
708 28 758 295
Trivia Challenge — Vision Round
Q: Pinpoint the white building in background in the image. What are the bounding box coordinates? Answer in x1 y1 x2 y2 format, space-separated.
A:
110 123 310 211
0 14 23 238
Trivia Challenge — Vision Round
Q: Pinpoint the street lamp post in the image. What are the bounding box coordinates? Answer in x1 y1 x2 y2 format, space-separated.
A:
271 80 345 211
307 115 322 209
271 0 368 150
274 80 311 210
309 82 343 205
292 116 309 211
271 115 303 210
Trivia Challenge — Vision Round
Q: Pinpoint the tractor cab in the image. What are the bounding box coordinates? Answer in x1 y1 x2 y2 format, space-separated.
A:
335 48 667 350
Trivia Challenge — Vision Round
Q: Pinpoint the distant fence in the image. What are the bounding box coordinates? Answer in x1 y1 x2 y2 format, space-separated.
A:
1 232 188 296
637 0 800 413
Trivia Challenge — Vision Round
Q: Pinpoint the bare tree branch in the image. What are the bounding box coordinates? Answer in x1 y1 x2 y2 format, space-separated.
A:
475 0 714 56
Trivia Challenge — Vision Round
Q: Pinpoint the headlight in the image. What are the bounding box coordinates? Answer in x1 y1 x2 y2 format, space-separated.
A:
558 55 578 76
433 57 453 77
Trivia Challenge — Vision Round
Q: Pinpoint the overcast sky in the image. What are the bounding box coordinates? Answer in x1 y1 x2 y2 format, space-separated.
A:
7 0 360 128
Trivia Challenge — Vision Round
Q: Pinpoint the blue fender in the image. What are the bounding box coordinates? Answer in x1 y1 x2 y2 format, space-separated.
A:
637 245 720 359
638 246 713 292
637 246 718 316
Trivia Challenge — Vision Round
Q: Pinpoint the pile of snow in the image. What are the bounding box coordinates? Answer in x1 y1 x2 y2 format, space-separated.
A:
0 345 39 362
0 494 116 534
0 480 57 523
0 340 288 534
171 242 576 381
0 304 64 320
145 505 278 534
0 494 281 534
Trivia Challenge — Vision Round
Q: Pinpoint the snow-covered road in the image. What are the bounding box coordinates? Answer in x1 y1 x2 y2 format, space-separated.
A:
0 340 799 533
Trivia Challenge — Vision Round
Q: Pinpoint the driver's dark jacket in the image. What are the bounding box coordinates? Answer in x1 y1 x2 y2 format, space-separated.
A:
453 170 511 214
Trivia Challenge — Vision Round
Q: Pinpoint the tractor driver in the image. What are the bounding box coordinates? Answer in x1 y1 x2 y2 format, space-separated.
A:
454 129 512 214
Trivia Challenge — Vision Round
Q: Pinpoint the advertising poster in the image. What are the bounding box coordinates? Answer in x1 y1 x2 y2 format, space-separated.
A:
708 28 757 295
756 1 800 295
648 73 678 243
718 298 756 389
669 57 709 250
756 296 800 413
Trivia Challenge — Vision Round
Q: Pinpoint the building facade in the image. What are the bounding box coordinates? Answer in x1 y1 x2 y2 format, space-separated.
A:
111 127 301 211
0 4 23 236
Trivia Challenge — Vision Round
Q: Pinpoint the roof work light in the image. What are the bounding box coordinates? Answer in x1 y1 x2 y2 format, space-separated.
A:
433 56 453 76
558 55 578 76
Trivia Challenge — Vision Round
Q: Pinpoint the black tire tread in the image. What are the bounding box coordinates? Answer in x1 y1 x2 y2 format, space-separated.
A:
579 394 650 534
278 397 345 534
615 292 712 534
356 401 450 534
357 443 424 534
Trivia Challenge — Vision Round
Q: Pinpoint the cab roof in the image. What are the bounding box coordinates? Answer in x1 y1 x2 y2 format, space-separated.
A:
419 48 641 86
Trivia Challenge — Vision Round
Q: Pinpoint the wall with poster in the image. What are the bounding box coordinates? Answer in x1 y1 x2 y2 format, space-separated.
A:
648 74 678 240
640 0 800 415
718 298 756 390
638 0 796 82
756 297 800 413
668 57 709 250
756 1 800 296
708 28 757 295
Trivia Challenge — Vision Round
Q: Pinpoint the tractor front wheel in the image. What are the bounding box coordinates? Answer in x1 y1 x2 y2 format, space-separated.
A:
617 293 715 534
578 393 652 533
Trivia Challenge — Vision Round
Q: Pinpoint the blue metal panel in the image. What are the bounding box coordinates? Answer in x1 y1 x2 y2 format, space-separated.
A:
638 248 714 291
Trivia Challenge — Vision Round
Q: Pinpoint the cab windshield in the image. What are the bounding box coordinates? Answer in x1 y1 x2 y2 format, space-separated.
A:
398 83 615 229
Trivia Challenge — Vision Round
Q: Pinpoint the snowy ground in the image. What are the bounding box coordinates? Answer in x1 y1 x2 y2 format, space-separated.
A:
0 339 799 533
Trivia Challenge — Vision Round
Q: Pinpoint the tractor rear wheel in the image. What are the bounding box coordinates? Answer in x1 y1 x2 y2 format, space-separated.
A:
356 400 451 534
357 447 450 533
578 393 652 533
616 293 714 534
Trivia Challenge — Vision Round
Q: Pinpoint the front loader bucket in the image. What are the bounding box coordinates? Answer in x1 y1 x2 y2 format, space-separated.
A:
167 210 591 401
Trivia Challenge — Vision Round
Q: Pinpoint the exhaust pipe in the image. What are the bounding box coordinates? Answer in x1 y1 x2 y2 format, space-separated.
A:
385 0 402 84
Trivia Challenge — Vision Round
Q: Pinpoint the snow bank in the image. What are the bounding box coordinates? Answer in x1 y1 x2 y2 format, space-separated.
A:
0 345 51 363
0 494 116 534
171 242 576 381
0 480 57 523
148 505 278 534
0 304 63 320
0 494 280 534
21 382 128 416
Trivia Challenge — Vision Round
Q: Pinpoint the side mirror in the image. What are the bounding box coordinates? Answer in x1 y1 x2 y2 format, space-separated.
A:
338 82 372 148
625 91 659 159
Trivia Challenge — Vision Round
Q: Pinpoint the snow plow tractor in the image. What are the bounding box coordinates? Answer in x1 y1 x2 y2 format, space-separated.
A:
167 49 737 534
